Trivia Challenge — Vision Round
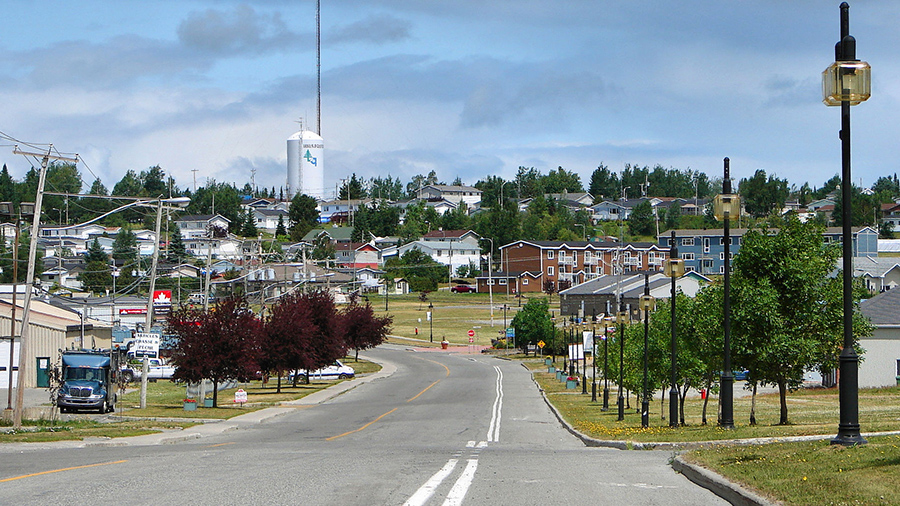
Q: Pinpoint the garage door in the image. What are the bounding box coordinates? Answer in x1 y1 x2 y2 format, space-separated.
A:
0 341 19 389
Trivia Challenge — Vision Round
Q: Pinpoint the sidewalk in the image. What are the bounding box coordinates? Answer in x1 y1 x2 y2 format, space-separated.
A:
0 355 397 448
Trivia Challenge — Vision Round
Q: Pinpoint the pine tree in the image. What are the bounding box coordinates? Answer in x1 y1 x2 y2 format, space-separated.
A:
168 225 188 263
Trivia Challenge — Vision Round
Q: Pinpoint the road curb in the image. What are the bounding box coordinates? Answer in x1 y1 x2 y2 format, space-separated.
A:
672 456 778 506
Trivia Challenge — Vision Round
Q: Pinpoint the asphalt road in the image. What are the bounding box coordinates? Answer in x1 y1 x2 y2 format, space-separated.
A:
0 345 726 505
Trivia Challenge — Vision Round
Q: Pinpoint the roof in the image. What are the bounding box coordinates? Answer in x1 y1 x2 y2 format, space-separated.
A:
860 288 900 326
500 239 661 250
423 229 477 240
423 184 482 193
175 214 231 224
849 256 900 278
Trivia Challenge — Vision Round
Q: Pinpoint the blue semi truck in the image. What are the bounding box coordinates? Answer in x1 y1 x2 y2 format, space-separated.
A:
57 350 117 413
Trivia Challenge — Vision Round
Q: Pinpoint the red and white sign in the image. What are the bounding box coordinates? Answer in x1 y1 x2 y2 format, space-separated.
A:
467 329 475 337
153 290 172 306
119 308 147 315
234 389 247 404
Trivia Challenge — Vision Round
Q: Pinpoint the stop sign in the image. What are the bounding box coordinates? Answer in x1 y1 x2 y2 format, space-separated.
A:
468 329 475 337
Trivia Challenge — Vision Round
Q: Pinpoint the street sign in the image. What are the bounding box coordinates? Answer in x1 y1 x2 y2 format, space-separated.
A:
234 389 247 406
467 329 475 337
505 328 515 338
133 332 160 357
537 340 545 348
469 337 474 343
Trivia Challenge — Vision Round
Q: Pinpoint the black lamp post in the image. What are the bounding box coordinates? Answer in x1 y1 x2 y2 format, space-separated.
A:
591 312 597 402
640 273 655 428
602 316 611 411
664 230 685 427
582 317 589 395
568 317 575 377
824 2 871 447
428 302 434 343
616 308 627 421
714 157 737 429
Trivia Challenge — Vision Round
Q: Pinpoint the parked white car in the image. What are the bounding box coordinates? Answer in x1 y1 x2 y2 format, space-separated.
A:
120 358 176 382
290 360 355 381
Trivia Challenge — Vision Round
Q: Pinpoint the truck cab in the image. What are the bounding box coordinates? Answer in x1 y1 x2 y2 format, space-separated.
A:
57 351 117 413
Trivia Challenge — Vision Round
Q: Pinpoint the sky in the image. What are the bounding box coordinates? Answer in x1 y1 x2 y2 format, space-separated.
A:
1 1 899 200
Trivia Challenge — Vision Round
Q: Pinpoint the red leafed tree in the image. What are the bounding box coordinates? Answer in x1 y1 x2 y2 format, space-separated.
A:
167 296 262 406
263 290 347 386
341 301 392 361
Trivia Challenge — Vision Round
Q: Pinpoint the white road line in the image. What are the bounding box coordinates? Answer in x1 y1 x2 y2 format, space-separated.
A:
403 459 458 506
441 459 479 506
486 366 503 442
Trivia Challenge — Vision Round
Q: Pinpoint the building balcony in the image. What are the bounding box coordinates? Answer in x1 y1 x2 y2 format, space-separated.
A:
558 256 576 266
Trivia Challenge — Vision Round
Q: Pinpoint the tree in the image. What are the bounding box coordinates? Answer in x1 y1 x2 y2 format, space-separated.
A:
384 247 445 292
664 202 682 230
240 207 258 237
81 238 112 293
167 296 262 406
112 228 139 287
588 164 619 201
186 181 242 234
832 184 877 227
275 215 287 238
339 173 367 200
310 233 336 261
738 169 790 218
368 175 403 200
731 217 873 425
341 301 392 360
628 200 655 236
510 298 554 355
542 166 583 194
167 225 188 263
289 193 320 241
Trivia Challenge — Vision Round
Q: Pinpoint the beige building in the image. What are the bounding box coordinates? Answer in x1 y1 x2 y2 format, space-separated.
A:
0 296 112 389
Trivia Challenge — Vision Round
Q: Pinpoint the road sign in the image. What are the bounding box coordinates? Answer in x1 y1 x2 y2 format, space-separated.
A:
234 389 247 405
537 340 545 348
469 337 474 343
468 329 475 337
506 328 515 338
133 332 160 357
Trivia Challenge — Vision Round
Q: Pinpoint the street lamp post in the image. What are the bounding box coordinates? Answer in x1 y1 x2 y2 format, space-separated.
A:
640 273 656 428
714 157 739 429
591 312 597 402
602 316 611 411
616 308 627 421
428 302 434 343
824 2 871 447
664 230 685 427
482 238 495 326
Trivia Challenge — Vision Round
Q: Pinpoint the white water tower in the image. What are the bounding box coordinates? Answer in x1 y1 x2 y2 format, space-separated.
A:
286 130 324 200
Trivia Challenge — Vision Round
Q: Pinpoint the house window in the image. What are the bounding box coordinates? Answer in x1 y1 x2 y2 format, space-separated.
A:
682 238 694 247
682 253 695 261
522 278 529 285
703 238 710 253
499 279 507 285
547 251 554 259
488 280 495 286
548 266 555 276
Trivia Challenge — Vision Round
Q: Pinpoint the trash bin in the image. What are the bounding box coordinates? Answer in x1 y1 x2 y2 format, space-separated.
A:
545 358 552 366
441 340 449 350
548 366 556 374
566 378 577 389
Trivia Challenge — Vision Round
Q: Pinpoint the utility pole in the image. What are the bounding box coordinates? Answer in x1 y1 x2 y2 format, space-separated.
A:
11 146 78 429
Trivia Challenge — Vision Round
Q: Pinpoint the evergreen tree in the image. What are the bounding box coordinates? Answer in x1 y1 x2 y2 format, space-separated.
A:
275 215 287 237
241 208 258 237
167 225 188 263
627 200 656 236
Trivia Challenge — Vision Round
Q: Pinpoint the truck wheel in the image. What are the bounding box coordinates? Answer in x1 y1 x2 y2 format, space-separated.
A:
99 401 108 414
122 370 135 383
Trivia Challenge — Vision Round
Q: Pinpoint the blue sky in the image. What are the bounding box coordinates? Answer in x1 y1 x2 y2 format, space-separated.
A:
1 1 898 198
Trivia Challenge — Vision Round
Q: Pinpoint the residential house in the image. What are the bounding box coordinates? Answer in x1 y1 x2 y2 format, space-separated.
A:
174 214 231 239
558 271 711 319
418 185 482 207
396 230 482 277
881 202 900 231
251 208 290 234
659 226 878 276
844 256 900 293
335 242 381 269
546 192 594 207
495 240 669 294
300 226 355 245
858 288 900 388
318 199 369 224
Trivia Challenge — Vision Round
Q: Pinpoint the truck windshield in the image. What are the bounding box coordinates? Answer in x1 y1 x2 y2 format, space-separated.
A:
65 367 105 383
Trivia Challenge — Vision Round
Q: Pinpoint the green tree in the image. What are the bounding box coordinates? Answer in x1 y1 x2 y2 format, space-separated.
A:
240 208 258 237
112 170 144 197
339 173 367 200
167 225 188 263
186 181 242 234
289 194 320 241
664 202 682 230
542 166 583 194
832 184 877 227
368 175 403 200
81 239 112 294
510 298 554 355
384 248 445 292
112 228 139 287
275 215 288 238
588 164 619 201
628 200 655 236
139 165 167 196
731 217 873 425
738 169 790 218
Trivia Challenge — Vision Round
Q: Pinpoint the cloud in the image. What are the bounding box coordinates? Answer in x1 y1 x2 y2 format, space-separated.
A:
177 4 308 56
327 13 412 45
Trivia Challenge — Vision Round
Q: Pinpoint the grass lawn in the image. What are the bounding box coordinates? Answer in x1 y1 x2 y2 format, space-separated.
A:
681 436 900 506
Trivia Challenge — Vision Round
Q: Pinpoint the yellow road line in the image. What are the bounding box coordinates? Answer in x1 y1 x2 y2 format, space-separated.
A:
205 442 235 448
407 380 441 402
0 460 128 483
326 408 398 441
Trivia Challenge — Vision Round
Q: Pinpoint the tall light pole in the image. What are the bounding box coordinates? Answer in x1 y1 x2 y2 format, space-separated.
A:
11 146 76 429
591 312 597 402
640 273 656 428
664 230 685 427
714 157 739 429
482 237 494 326
0 202 33 412
428 302 434 343
616 308 628 421
824 1 871 447
601 316 612 411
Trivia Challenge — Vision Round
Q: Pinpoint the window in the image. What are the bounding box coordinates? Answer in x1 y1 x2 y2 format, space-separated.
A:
703 238 710 253
487 279 495 285
682 238 695 247
522 278 529 285
548 266 555 276
499 279 507 285
547 251 554 259
682 253 695 261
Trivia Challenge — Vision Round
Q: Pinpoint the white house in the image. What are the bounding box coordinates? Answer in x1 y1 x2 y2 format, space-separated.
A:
418 185 482 207
397 229 482 276
174 214 231 239
858 288 900 388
